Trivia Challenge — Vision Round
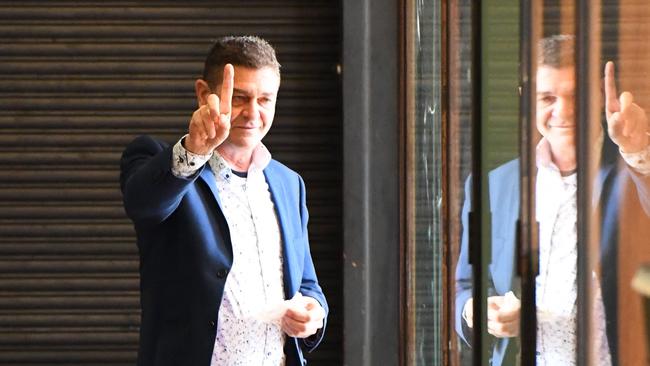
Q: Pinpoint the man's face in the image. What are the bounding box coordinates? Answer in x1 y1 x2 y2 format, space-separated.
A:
217 66 280 150
536 65 576 153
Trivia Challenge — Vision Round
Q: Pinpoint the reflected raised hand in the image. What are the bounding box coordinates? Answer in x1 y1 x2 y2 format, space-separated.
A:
604 61 649 153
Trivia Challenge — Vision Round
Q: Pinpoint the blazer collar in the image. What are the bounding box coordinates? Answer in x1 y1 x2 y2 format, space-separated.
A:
199 159 299 297
263 164 299 297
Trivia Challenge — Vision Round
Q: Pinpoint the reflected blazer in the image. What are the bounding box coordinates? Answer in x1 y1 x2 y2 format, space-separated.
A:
120 135 328 366
455 140 650 366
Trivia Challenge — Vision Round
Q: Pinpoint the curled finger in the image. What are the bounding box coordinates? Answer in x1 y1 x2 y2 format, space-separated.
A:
199 106 216 139
608 111 625 139
207 94 220 124
189 110 208 141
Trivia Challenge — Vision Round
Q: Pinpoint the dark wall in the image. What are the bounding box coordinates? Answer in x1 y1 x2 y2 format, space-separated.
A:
342 0 401 364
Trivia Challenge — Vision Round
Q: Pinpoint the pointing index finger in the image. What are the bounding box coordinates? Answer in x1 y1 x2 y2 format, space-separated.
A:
220 64 234 117
605 61 620 114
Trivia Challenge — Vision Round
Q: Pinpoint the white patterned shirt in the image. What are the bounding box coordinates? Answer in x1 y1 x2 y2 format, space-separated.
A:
534 138 650 366
171 137 286 366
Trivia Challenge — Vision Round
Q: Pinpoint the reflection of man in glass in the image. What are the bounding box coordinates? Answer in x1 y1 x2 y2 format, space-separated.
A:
455 35 650 365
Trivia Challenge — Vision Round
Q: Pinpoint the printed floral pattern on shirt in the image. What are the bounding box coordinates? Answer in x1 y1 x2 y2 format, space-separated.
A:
208 152 287 366
536 169 611 366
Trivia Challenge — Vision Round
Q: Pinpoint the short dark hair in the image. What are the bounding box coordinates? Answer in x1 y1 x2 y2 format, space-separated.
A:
202 35 281 88
538 34 575 68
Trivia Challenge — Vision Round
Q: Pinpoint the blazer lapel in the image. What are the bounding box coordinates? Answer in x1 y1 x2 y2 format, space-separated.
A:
264 165 299 298
593 159 616 209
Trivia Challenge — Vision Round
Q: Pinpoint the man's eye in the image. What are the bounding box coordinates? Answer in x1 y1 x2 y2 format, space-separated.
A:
232 96 247 104
259 98 274 106
538 96 555 105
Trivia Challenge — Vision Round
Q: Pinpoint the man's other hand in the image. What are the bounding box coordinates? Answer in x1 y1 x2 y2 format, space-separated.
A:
463 292 521 338
281 293 325 338
487 292 520 338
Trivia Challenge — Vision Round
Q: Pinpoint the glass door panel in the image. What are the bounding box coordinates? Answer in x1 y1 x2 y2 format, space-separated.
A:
449 1 522 365
405 1 650 365
575 1 650 365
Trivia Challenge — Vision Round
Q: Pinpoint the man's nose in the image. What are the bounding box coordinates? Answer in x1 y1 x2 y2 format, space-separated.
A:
241 100 259 119
552 98 574 121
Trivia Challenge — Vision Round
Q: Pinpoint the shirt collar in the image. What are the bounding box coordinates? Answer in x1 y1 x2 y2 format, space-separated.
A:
535 130 604 174
535 130 604 212
536 137 559 172
249 143 272 171
209 143 272 180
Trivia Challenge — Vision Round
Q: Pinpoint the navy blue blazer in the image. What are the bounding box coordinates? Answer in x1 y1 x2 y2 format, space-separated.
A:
120 135 328 366
455 144 650 366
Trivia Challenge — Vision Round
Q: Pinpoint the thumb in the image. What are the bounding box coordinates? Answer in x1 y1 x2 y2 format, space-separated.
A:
488 296 504 309
288 292 304 307
304 296 323 311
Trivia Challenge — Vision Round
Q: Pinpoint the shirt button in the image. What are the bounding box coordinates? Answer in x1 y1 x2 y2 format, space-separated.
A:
216 269 228 278
209 320 216 328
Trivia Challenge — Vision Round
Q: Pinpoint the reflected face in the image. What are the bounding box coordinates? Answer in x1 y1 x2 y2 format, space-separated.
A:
536 66 576 153
217 66 280 150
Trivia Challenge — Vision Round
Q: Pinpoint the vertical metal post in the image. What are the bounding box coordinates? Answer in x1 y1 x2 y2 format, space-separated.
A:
469 1 487 365
518 0 540 365
575 0 593 365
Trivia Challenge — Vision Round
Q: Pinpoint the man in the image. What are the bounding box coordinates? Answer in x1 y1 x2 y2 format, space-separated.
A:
455 35 650 365
120 36 328 366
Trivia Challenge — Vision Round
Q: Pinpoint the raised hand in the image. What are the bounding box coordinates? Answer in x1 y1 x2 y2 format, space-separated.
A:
604 61 649 153
185 64 235 155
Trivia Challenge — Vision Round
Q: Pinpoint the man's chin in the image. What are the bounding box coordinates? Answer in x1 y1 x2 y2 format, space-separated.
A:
549 126 576 134
539 125 574 137
224 136 261 150
547 135 576 149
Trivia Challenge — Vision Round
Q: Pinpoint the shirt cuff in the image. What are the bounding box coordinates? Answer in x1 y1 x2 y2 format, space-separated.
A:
171 135 212 178
620 145 650 176
462 298 472 327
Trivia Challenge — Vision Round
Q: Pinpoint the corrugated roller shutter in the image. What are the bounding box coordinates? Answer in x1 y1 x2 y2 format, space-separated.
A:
0 2 342 365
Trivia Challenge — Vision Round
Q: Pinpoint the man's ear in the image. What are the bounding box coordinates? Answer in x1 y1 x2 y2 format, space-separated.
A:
194 79 211 107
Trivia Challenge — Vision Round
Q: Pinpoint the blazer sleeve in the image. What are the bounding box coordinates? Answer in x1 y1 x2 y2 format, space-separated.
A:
295 174 329 352
455 173 503 347
120 135 206 226
455 175 474 345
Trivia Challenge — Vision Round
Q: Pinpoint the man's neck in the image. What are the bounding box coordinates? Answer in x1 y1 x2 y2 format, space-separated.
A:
216 143 254 172
550 145 577 174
